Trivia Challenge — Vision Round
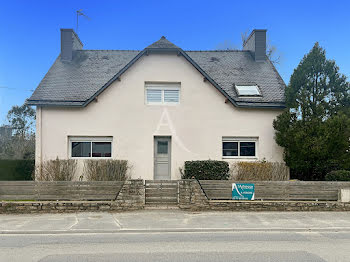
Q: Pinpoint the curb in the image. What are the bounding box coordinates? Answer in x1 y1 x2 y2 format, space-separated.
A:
1 227 350 235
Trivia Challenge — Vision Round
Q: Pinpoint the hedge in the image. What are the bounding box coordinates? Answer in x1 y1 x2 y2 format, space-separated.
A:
325 170 350 181
182 160 229 180
234 161 289 181
0 159 34 180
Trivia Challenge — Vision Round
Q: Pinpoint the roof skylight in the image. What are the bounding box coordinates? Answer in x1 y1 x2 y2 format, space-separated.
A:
235 85 261 96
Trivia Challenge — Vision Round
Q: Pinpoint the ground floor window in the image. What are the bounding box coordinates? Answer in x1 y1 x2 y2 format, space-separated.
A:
222 137 257 158
69 137 112 158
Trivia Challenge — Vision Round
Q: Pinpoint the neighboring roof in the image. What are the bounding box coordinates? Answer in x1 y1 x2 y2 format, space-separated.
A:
28 37 286 108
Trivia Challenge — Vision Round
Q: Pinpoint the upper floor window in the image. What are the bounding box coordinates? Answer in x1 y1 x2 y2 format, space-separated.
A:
145 83 180 105
69 137 112 158
235 85 261 96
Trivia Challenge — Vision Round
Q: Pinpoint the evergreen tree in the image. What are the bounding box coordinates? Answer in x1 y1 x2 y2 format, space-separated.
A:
273 43 350 180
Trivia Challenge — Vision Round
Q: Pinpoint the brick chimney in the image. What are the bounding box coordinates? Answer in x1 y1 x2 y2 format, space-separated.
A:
243 29 266 62
60 29 83 61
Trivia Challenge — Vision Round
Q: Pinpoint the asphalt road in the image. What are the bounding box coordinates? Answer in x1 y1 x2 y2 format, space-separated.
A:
1 211 350 261
1 231 350 262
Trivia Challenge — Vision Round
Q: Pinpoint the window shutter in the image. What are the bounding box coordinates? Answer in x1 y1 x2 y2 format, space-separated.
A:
164 90 179 103
146 89 162 103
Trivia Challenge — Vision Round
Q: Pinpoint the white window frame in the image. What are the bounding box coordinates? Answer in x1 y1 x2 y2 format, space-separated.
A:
69 136 113 159
145 83 180 105
235 85 261 97
222 137 258 159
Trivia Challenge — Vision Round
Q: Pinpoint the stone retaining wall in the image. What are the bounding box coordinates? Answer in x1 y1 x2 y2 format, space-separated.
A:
207 200 350 211
0 201 124 213
2 200 350 213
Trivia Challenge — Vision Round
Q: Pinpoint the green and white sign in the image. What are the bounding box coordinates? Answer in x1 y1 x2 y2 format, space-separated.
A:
232 183 255 200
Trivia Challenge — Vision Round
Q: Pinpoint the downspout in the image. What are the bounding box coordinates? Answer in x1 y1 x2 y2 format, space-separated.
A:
35 106 42 179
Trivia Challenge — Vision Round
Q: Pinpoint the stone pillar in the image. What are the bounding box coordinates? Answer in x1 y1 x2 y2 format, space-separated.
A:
178 180 192 209
178 179 209 210
114 180 145 210
190 180 209 210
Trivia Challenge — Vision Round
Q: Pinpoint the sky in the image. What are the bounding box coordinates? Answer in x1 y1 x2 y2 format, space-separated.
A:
0 0 350 124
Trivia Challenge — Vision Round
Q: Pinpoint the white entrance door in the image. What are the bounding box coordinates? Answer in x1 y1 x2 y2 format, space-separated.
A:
154 137 171 180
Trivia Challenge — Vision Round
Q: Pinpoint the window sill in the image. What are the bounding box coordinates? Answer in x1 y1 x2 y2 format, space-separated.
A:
145 103 179 106
70 157 112 160
222 156 258 160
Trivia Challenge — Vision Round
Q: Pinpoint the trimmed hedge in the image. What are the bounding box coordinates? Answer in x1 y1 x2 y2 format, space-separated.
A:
182 160 229 180
0 159 34 180
325 170 350 181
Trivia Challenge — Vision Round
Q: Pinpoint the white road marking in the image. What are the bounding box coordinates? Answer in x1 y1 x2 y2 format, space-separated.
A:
68 214 79 230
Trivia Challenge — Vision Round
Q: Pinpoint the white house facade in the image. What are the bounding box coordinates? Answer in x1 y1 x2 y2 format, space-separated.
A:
28 29 286 180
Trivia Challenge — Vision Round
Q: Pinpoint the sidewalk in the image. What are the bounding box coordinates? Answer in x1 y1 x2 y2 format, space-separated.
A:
1 210 350 234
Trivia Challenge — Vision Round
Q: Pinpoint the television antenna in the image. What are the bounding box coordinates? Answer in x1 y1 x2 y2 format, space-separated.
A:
76 9 91 33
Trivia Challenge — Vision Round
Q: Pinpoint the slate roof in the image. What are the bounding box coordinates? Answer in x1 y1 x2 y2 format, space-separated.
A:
146 36 179 49
28 37 286 108
186 51 285 105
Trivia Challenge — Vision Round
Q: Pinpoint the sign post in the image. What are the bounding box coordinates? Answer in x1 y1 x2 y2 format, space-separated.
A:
232 183 255 200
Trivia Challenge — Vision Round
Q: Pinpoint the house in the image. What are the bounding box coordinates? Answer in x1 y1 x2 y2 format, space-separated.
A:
0 125 12 140
27 29 286 180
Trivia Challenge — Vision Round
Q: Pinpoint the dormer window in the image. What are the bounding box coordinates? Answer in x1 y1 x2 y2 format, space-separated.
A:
145 83 180 105
235 85 261 96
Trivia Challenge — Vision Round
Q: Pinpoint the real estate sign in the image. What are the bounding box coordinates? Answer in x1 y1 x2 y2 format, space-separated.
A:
232 183 255 200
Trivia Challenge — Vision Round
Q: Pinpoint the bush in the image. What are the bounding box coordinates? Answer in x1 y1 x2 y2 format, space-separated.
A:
35 157 77 181
233 161 289 181
325 170 350 181
84 159 129 181
0 159 34 180
182 160 229 180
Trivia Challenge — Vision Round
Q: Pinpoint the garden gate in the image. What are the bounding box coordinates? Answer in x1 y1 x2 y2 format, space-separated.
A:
145 180 179 205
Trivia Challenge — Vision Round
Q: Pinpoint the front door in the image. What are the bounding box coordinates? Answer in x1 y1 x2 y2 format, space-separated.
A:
154 136 171 180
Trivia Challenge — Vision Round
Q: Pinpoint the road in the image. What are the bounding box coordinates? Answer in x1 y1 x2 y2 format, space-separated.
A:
1 211 350 261
1 231 350 261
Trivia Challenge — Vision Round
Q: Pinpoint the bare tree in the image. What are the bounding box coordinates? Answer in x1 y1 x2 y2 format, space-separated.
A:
241 31 249 47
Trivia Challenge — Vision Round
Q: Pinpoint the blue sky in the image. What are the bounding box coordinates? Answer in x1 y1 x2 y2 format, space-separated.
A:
0 0 349 124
